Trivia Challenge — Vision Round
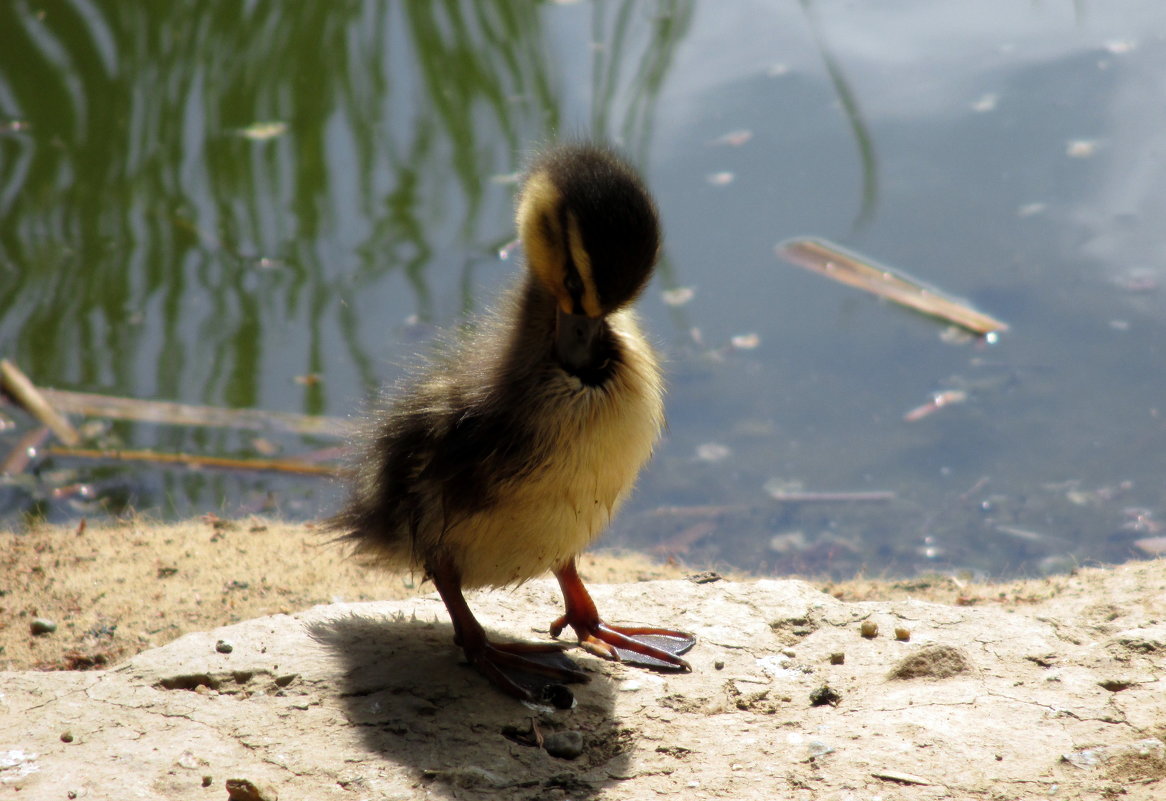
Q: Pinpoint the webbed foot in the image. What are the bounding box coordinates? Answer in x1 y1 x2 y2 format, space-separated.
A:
552 559 695 672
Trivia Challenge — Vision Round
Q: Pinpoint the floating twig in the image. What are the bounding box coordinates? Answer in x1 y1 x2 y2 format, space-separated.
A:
44 447 340 476
0 359 81 445
649 504 748 517
37 388 350 437
903 389 969 422
777 238 1008 336
766 490 896 503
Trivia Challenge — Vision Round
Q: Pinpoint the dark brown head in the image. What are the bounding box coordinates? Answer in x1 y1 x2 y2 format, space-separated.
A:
515 144 661 373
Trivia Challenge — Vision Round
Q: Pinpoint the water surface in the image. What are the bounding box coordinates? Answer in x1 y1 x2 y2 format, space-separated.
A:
2 1 1164 579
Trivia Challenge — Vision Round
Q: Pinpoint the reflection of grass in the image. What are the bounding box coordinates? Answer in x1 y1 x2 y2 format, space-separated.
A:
0 0 694 521
799 0 879 230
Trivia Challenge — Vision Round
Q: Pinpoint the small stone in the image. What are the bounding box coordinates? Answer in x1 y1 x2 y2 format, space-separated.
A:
226 777 278 801
887 644 973 680
216 639 234 654
809 685 842 707
203 775 213 787
859 620 878 639
829 652 845 665
714 660 725 670
30 617 57 636
60 731 73 743
543 730 585 760
894 627 911 641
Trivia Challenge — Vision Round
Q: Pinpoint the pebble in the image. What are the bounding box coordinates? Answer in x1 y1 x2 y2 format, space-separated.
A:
809 685 842 707
894 627 911 642
829 652 845 665
216 639 234 654
226 777 279 801
543 730 585 760
859 620 878 639
30 618 57 636
60 731 73 743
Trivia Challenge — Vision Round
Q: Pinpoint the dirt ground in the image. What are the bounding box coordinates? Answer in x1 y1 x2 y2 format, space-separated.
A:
0 517 695 672
1 516 1152 674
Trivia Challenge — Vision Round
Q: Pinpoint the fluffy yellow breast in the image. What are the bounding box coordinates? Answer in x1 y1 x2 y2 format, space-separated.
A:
445 309 663 588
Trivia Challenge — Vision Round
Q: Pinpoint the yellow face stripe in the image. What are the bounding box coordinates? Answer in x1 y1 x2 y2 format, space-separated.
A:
516 172 571 311
566 211 602 317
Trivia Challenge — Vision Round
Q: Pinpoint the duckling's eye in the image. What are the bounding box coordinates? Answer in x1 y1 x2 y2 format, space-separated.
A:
564 272 583 298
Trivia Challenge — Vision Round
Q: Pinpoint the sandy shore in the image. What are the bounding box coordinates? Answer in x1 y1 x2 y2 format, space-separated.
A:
4 516 1152 674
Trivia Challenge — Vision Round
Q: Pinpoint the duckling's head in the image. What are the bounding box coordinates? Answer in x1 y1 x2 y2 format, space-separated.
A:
516 144 661 373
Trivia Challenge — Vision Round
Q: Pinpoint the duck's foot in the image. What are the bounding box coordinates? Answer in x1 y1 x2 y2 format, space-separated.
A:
462 640 588 708
552 559 695 672
430 558 586 708
551 618 695 671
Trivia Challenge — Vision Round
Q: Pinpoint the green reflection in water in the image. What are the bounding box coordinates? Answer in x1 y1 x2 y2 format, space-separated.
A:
0 0 693 524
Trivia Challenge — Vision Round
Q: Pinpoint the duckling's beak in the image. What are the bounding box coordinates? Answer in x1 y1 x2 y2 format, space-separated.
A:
555 307 604 373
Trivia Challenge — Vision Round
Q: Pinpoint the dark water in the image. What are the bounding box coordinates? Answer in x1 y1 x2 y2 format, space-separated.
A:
2 1 1164 579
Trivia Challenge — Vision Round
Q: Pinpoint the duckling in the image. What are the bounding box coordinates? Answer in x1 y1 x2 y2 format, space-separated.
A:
329 143 694 704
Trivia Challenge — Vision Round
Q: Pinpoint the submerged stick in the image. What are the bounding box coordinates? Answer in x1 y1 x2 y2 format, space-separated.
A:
37 388 350 437
776 238 1008 336
0 359 82 446
45 446 340 476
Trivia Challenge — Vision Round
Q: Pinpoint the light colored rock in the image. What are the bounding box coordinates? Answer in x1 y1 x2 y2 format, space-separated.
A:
2 577 1165 800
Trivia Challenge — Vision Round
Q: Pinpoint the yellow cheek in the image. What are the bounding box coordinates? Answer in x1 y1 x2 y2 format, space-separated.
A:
566 212 602 318
516 173 568 305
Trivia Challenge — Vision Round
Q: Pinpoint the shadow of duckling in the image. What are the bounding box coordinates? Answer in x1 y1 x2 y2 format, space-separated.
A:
307 608 631 800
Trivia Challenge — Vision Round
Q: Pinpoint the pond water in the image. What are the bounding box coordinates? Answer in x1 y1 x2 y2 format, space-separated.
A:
2 1 1164 580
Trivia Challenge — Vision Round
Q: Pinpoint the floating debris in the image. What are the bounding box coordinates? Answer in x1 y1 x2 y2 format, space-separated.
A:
902 389 969 422
695 442 731 462
1103 39 1136 55
768 530 807 554
764 478 895 504
1133 537 1166 556
497 238 521 260
706 171 735 186
777 237 1009 337
237 121 287 141
709 129 753 147
489 171 522 185
661 286 696 306
970 93 999 113
1066 139 1100 158
730 333 760 350
1016 202 1046 217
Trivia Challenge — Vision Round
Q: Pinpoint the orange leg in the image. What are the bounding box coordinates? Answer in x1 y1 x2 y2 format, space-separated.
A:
430 558 586 706
550 559 694 671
